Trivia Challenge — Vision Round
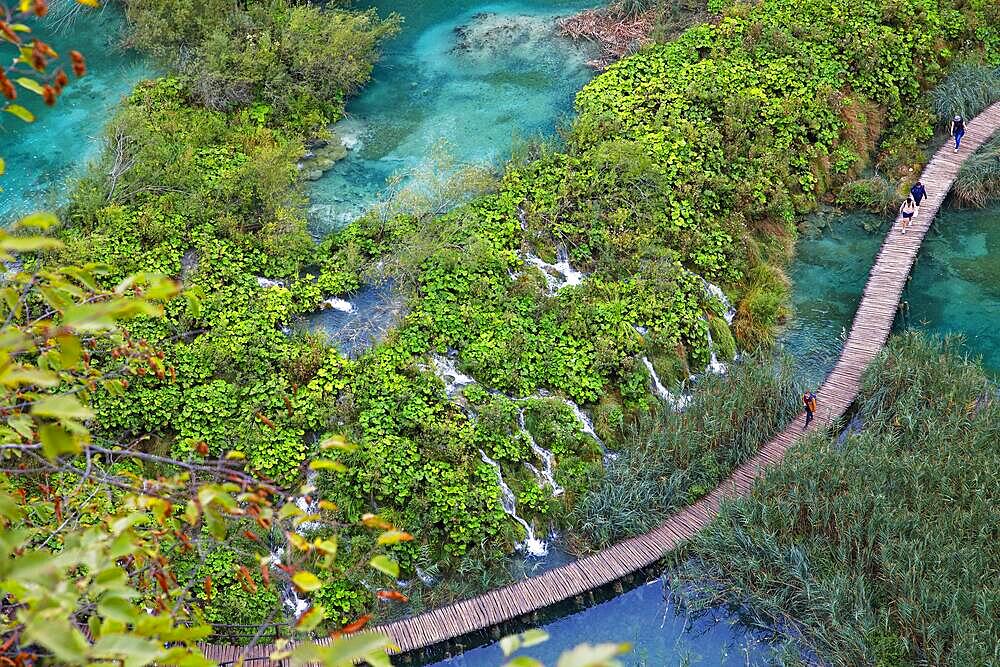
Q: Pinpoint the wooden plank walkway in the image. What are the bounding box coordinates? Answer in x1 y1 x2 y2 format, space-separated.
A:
200 101 1000 664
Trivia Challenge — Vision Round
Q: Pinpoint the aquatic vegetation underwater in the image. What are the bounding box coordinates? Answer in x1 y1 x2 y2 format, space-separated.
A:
670 333 1000 666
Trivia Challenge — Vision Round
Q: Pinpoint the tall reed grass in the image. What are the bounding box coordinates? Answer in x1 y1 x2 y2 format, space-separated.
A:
954 134 1000 207
929 62 1000 123
669 332 999 666
570 352 801 547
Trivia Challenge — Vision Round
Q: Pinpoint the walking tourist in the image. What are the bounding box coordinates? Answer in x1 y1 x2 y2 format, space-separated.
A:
898 196 916 234
909 180 927 216
951 114 966 152
802 390 817 428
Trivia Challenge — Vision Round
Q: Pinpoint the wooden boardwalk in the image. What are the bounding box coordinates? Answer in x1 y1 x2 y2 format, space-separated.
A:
200 102 1000 664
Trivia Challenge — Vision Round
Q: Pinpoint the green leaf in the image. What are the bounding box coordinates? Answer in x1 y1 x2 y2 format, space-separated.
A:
505 658 544 667
294 604 326 632
31 394 94 420
309 459 346 472
500 635 521 657
15 77 45 95
0 493 25 521
292 570 323 592
0 157 5 176
14 212 58 230
0 236 62 252
97 595 140 624
556 642 631 667
521 629 550 648
287 633 395 667
4 104 35 123
369 555 399 579
24 620 88 664
39 423 80 459
90 633 165 666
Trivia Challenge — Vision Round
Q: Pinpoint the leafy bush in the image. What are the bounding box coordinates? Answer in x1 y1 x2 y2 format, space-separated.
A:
122 0 400 129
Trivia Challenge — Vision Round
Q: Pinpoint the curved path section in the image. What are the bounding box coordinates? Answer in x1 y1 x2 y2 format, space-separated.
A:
201 102 1000 664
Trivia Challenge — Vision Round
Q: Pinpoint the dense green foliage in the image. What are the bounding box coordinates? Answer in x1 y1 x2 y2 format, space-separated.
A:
122 0 400 129
670 333 1000 666
26 0 998 640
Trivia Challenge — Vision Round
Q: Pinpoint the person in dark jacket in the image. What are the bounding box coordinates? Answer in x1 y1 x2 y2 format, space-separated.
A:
951 115 966 152
910 181 927 217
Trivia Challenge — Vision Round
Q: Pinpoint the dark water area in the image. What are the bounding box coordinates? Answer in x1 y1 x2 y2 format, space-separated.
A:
0 6 150 220
304 282 403 357
307 0 599 231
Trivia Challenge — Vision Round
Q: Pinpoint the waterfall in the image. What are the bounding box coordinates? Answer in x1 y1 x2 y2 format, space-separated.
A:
294 470 322 531
257 277 285 289
641 356 690 410
523 244 584 293
319 296 354 313
479 450 548 556
555 397 615 462
432 355 476 398
701 278 736 325
519 409 564 497
704 320 728 374
268 547 311 619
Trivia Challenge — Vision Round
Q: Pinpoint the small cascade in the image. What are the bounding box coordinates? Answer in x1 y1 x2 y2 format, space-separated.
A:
701 278 736 324
432 355 476 398
294 471 322 531
414 566 436 587
479 450 548 556
523 244 584 292
704 323 728 375
641 356 690 410
556 397 615 462
257 277 285 289
269 547 310 619
518 409 564 497
319 296 354 313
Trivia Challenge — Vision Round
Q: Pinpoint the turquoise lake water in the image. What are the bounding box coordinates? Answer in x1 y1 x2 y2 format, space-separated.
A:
903 205 1000 373
779 205 1000 386
307 0 599 231
0 7 150 220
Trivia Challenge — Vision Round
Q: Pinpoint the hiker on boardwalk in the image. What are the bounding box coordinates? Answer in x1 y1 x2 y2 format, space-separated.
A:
951 114 966 152
897 196 917 234
909 180 927 216
802 390 817 428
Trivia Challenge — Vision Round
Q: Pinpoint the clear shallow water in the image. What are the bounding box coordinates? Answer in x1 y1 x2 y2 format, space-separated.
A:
305 282 403 357
777 211 885 388
425 579 772 667
903 206 1000 373
0 7 150 221
778 204 1000 386
308 0 599 231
